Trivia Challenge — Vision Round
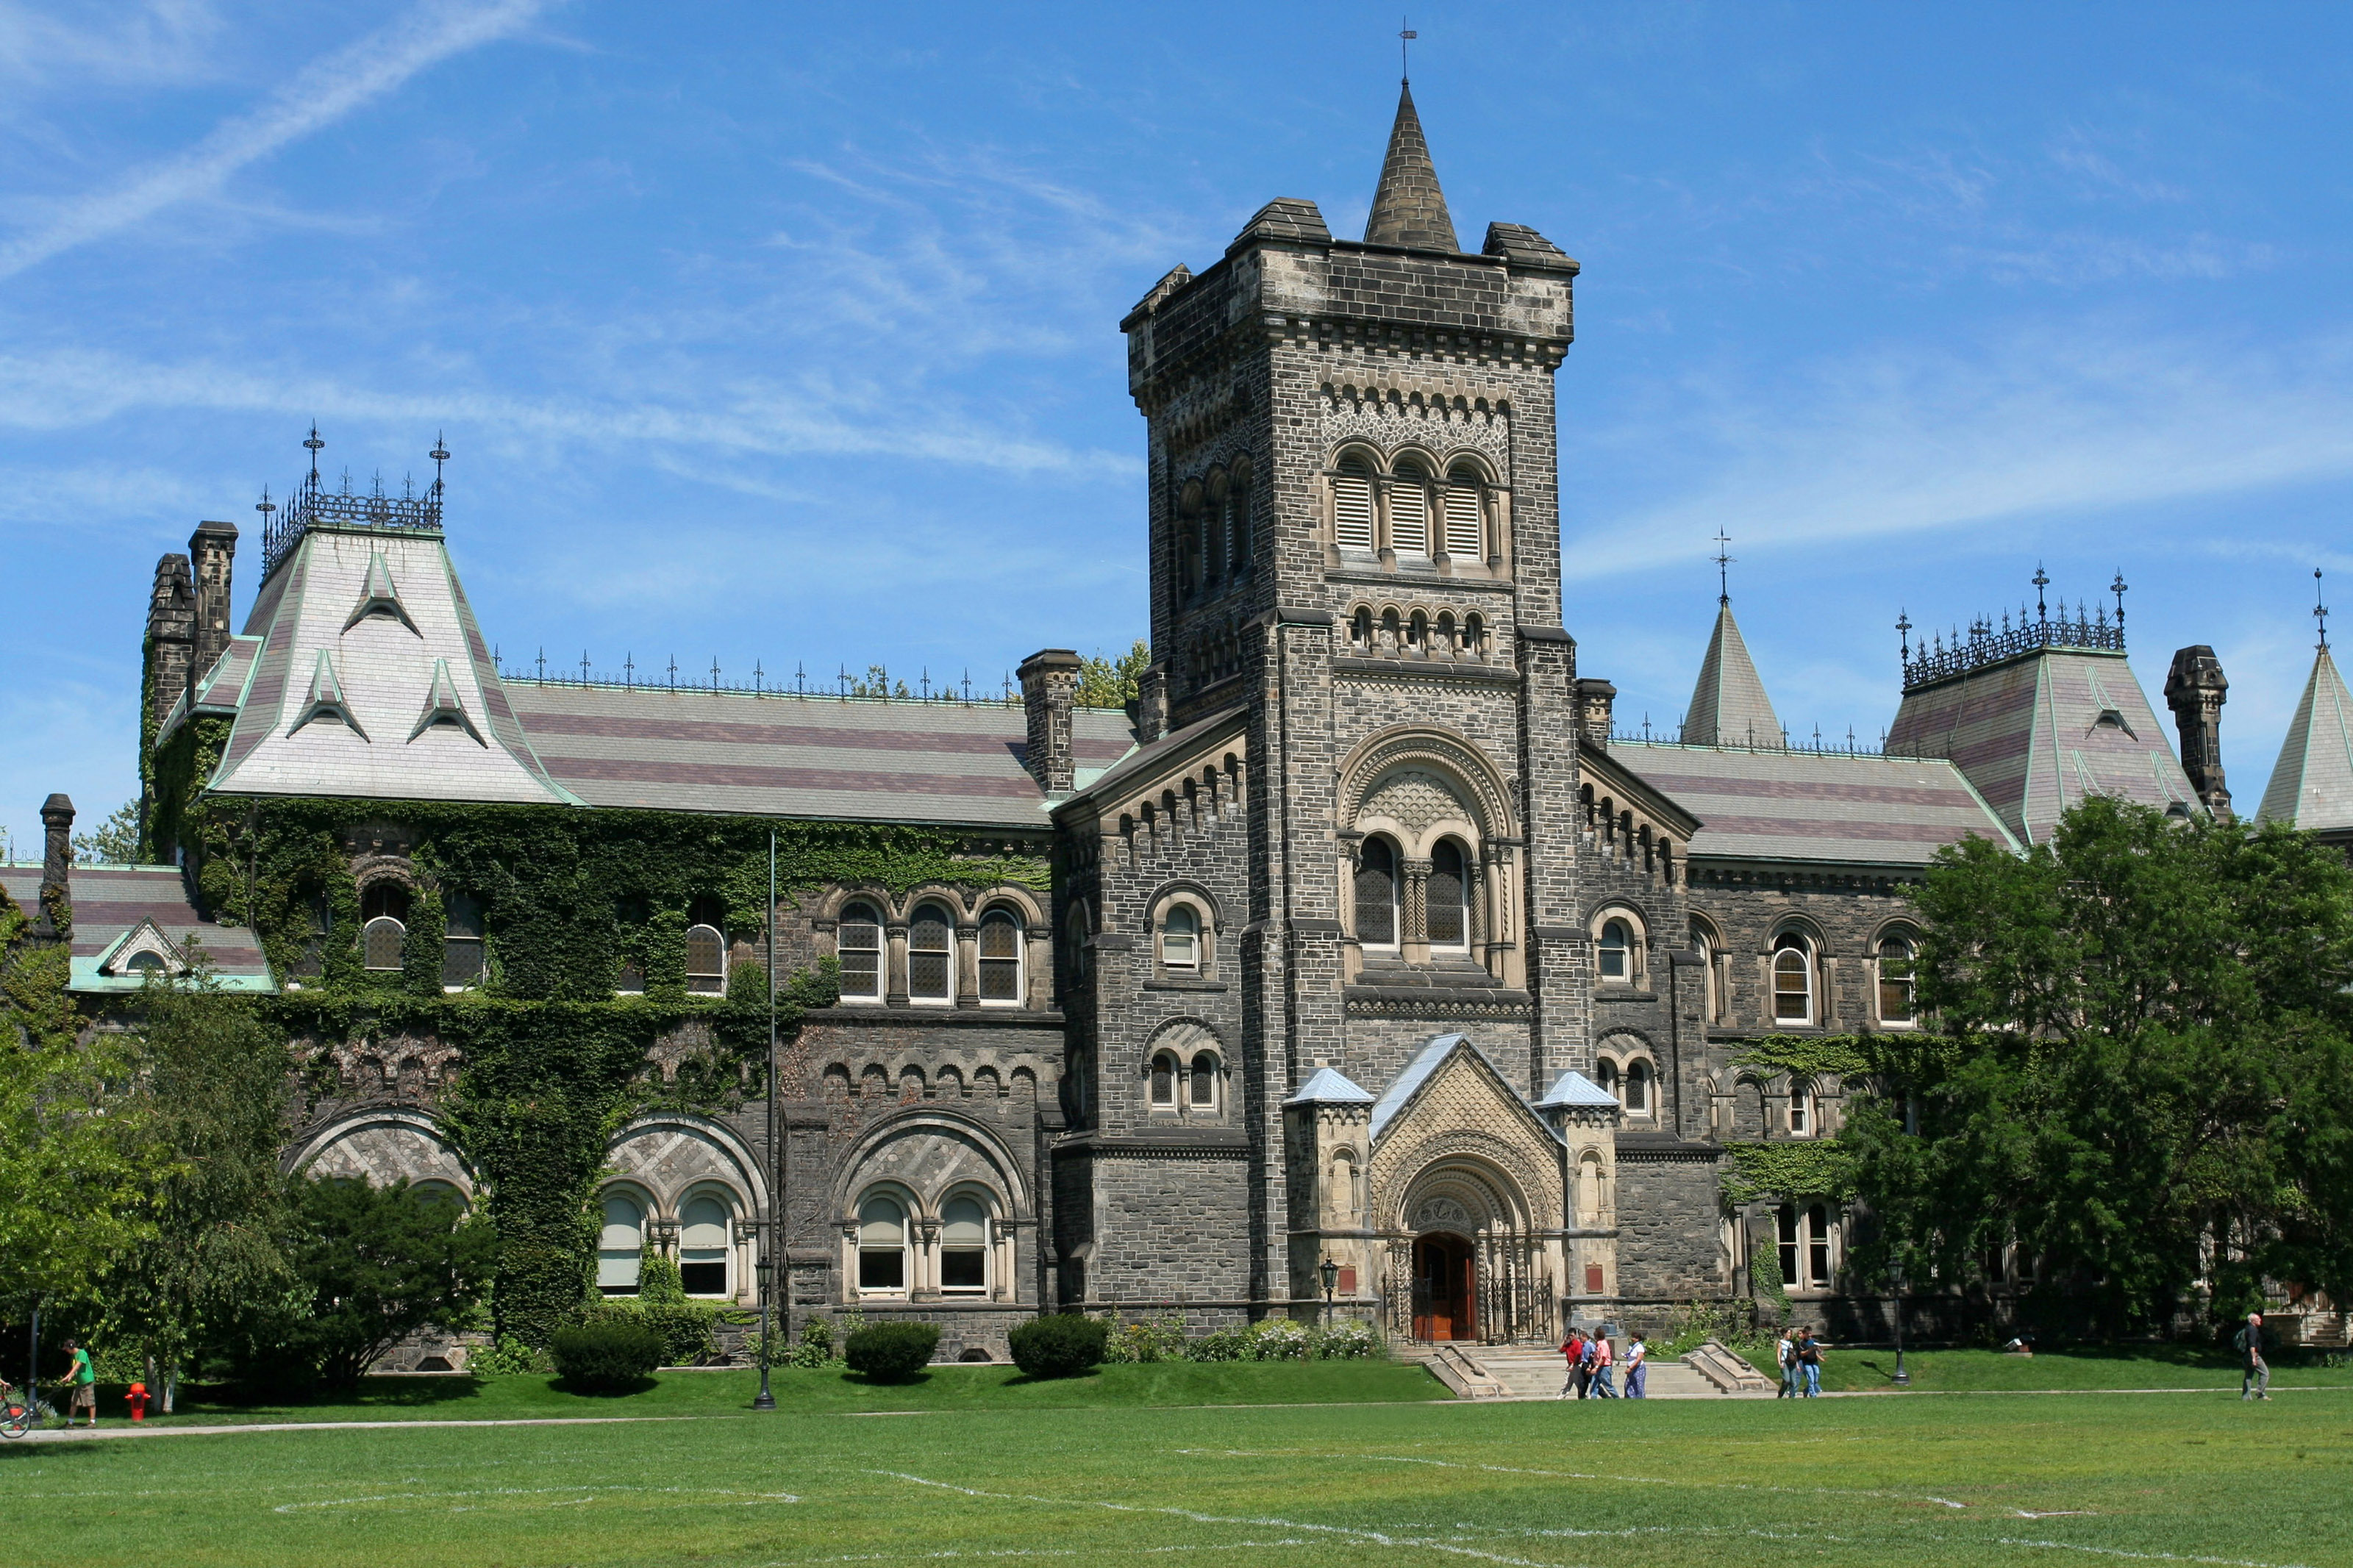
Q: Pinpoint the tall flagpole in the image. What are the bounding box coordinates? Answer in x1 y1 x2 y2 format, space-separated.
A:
754 828 779 1412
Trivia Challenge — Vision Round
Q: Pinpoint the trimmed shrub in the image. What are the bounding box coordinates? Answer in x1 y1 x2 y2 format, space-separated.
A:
1009 1312 1109 1378
843 1322 940 1382
549 1318 664 1391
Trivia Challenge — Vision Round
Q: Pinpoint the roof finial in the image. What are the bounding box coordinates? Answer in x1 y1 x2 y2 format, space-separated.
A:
2032 564 2049 622
1399 15 1416 84
1896 609 1912 664
304 422 324 483
1713 528 1734 607
2318 568 2331 651
2111 570 2128 634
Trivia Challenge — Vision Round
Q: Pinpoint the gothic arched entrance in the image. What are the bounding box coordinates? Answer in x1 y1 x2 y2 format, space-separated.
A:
1413 1231 1477 1341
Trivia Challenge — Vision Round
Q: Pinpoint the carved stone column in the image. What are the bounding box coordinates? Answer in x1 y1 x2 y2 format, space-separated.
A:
954 922 980 1009
885 922 910 1008
1402 856 1431 964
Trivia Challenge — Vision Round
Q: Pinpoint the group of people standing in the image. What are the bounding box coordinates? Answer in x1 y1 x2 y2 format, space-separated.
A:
1776 1325 1824 1397
1558 1328 1648 1398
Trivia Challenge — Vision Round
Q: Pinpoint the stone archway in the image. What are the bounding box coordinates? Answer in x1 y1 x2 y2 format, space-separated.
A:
1388 1156 1552 1345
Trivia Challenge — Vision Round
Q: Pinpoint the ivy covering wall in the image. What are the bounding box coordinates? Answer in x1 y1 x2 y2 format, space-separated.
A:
160 789 1049 1345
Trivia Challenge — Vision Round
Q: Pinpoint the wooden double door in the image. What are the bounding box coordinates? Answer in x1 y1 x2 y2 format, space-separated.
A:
1412 1231 1478 1342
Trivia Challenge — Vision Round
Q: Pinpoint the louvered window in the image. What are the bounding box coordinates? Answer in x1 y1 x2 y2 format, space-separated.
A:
977 909 1022 1003
1332 461 1374 550
1390 470 1429 557
1444 482 1484 558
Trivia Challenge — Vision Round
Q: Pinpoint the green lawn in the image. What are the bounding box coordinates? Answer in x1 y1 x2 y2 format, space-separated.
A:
71 1358 1446 1426
4 1381 2348 1567
1736 1342 2353 1393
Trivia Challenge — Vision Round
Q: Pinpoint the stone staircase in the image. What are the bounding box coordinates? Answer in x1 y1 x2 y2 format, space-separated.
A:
1433 1341 1773 1400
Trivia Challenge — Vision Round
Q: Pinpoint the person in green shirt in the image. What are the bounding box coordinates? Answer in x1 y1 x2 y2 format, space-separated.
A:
57 1339 96 1427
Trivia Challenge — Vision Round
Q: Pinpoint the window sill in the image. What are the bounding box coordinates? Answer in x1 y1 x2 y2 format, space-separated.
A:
1595 984 1655 1000
1143 976 1228 992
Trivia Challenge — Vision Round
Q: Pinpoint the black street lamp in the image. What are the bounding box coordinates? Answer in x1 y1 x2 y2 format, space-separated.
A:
1318 1256 1340 1325
754 1254 776 1411
1891 1270 1910 1387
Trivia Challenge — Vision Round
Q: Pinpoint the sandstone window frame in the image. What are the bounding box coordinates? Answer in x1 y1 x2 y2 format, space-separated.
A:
976 905 1024 1006
907 901 956 1006
1329 447 1379 552
836 899 885 1003
1148 1050 1182 1110
1354 834 1403 952
677 1188 735 1299
1874 927 1919 1027
1188 1049 1221 1113
1771 931 1816 1025
596 1186 650 1296
855 1188 913 1296
1427 837 1472 953
1590 904 1649 987
938 1189 994 1297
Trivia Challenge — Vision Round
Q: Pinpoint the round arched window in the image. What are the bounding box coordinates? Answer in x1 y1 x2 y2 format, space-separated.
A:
1160 904 1200 971
978 909 1023 1003
362 883 410 972
909 905 954 1003
857 1194 908 1292
1599 917 1634 981
679 1195 731 1296
1877 934 1917 1023
1773 934 1814 1023
1356 837 1399 948
1190 1052 1218 1110
1626 1059 1652 1114
1149 1052 1179 1107
1428 840 1471 951
940 1195 989 1294
838 902 882 1001
597 1192 645 1295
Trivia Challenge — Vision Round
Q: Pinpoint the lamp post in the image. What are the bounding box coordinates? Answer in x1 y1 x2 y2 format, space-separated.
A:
753 1255 776 1411
753 828 779 1414
1890 1270 1910 1386
1319 1256 1340 1325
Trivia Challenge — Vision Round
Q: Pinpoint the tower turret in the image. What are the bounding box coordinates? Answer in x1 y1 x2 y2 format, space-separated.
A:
2163 645 2231 820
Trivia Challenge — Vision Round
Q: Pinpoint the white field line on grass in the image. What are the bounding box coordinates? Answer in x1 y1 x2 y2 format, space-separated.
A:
1176 1447 1992 1512
1990 1539 2310 1568
273 1483 799 1513
19 1414 707 1442
871 1470 1568 1568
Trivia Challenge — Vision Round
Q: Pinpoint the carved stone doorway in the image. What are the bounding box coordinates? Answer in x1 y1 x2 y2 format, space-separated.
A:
1412 1231 1477 1342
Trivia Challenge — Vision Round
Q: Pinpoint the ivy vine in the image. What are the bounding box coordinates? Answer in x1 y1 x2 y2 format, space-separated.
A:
1727 1034 1871 1084
1718 1142 1860 1207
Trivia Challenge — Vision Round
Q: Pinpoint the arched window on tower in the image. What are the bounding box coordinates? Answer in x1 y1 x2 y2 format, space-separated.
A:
1190 1051 1218 1111
838 901 882 1002
1389 460 1430 558
1598 917 1635 982
1444 463 1485 558
1332 457 1375 551
679 1194 732 1296
1626 1059 1652 1114
857 1192 908 1293
362 883 410 972
1877 934 1917 1025
1773 933 1815 1024
1428 839 1471 952
1149 1050 1179 1108
1355 837 1399 950
1160 904 1200 972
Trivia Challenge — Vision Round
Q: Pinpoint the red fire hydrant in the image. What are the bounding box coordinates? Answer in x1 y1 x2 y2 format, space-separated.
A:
126 1382 150 1422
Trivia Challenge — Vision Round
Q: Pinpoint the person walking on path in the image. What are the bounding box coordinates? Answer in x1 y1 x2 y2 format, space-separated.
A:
57 1339 96 1428
1796 1328 1824 1398
1776 1328 1799 1398
2236 1313 2271 1401
1590 1333 1618 1397
1574 1332 1598 1399
1559 1329 1587 1400
1624 1333 1649 1399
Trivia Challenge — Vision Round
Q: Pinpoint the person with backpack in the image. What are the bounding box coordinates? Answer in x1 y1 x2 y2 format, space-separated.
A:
1776 1327 1799 1398
1558 1328 1587 1400
1624 1332 1649 1399
2235 1313 2271 1402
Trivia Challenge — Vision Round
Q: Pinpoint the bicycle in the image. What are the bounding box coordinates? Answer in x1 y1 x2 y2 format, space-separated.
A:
1 1381 40 1439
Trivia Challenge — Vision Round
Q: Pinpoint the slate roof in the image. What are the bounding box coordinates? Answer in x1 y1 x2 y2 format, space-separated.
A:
155 634 262 743
1682 605 1782 748
507 681 1135 827
0 864 274 993
1287 1066 1375 1106
1885 647 2196 845
1536 1070 1620 1109
1613 740 2021 866
2256 645 2353 834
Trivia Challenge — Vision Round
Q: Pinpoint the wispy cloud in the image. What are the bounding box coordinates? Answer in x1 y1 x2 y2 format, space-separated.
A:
0 0 225 92
1565 326 2353 581
0 0 547 280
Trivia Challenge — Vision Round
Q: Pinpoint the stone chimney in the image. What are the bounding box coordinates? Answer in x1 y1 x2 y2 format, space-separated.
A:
189 520 238 678
2163 645 2232 820
1135 662 1170 746
1017 649 1083 793
1575 677 1618 749
144 553 196 742
35 793 74 941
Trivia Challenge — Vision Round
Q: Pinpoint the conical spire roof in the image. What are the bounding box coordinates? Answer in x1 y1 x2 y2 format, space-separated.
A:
1364 82 1460 252
1683 604 1782 748
2255 645 2353 833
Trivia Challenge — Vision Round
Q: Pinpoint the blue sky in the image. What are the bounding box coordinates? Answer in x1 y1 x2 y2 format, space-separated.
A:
4 1 2349 853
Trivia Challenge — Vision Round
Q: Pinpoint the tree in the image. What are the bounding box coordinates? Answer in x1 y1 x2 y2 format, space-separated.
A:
1076 641 1150 710
0 892 154 1323
277 1177 496 1388
1843 798 2353 1337
72 801 141 866
104 974 294 1408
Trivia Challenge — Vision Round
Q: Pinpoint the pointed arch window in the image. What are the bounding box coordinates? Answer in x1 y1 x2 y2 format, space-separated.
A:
1773 933 1815 1024
838 901 882 1002
977 908 1023 1004
1332 457 1375 551
857 1193 909 1292
1443 466 1485 558
1428 839 1470 951
1877 934 1917 1024
1389 463 1430 558
909 904 954 1003
1355 837 1399 949
362 883 410 972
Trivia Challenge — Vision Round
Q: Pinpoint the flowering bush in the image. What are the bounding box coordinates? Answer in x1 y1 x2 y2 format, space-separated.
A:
1244 1319 1314 1361
1103 1313 1190 1364
1310 1318 1383 1360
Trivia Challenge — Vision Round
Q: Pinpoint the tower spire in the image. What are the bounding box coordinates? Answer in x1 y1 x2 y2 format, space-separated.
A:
1713 529 1734 608
2318 568 2331 651
1363 79 1459 251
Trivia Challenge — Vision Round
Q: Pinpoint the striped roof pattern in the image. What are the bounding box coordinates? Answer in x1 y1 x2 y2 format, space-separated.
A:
1885 648 2194 845
1613 740 2019 865
506 682 1135 827
0 864 273 992
1682 605 1782 748
2256 645 2353 833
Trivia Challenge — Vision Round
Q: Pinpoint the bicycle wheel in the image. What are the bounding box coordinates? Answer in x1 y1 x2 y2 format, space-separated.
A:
1 1404 30 1439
